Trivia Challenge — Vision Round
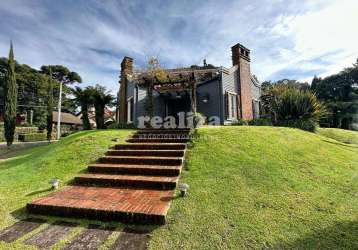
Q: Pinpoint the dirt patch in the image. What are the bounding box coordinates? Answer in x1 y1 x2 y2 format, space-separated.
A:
110 227 151 250
24 221 77 248
0 218 45 243
62 224 114 250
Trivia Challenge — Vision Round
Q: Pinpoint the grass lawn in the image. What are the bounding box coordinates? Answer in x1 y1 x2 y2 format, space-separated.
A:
0 127 357 249
0 129 133 250
317 127 358 145
150 126 358 249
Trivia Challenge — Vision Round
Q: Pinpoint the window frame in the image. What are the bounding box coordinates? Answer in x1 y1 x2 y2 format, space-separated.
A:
127 97 134 124
226 91 238 120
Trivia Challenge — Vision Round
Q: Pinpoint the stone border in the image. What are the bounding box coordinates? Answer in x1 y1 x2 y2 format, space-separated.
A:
0 140 58 151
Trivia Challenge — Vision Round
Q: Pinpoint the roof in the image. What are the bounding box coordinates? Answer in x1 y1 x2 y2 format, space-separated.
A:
132 67 220 88
52 111 82 125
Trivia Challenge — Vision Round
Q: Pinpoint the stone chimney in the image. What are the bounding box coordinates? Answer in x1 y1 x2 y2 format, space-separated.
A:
231 43 253 120
118 56 133 123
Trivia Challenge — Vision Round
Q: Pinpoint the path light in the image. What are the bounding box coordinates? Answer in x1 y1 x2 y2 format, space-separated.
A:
178 183 189 197
50 178 59 189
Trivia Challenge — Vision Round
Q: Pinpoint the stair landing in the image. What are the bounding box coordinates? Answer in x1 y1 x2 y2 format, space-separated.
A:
28 186 173 224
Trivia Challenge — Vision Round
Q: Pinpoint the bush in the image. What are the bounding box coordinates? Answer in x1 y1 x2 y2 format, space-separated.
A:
278 119 318 132
193 113 205 128
18 133 47 142
261 85 326 132
0 131 4 142
15 127 39 134
232 119 248 126
107 123 136 129
248 118 272 126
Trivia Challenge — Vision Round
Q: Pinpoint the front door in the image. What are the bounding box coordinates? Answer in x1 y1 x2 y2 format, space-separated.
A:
166 94 191 124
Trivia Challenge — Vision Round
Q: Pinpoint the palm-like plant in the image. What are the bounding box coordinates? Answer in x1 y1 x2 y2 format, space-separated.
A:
87 85 114 129
261 85 327 131
71 86 92 130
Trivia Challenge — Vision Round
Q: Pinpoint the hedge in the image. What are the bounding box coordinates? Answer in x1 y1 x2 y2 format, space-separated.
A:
18 133 47 142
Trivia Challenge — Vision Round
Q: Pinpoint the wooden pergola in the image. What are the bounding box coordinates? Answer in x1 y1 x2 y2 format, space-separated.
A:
133 68 219 116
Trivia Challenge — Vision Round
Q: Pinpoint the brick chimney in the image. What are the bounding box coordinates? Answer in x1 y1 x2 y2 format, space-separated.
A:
118 56 133 123
231 43 253 120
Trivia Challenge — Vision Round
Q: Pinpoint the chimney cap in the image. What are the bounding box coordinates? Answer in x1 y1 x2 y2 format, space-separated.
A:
122 56 133 62
231 43 250 52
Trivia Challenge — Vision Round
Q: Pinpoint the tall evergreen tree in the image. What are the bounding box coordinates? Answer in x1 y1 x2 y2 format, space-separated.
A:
311 75 321 92
4 42 17 146
46 68 54 141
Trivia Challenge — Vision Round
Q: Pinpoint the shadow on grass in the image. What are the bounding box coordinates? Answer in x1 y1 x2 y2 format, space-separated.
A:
26 188 53 197
273 221 358 249
322 139 358 149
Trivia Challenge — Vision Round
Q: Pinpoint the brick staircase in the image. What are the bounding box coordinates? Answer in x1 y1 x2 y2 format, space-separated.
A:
27 129 191 225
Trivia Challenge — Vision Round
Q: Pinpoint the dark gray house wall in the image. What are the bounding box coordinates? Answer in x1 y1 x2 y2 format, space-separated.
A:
221 66 239 94
197 79 221 121
221 66 239 123
153 92 165 117
135 85 147 125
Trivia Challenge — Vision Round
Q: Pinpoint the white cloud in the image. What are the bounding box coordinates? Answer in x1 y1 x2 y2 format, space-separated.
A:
261 0 358 81
0 0 357 91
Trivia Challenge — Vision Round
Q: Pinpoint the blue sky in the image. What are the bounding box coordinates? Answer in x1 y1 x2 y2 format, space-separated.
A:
0 0 357 94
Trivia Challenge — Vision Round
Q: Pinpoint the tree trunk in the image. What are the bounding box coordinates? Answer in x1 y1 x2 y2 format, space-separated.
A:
81 104 91 130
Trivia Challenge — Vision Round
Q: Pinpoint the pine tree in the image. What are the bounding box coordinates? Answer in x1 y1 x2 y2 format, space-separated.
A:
311 75 321 92
4 42 17 147
46 68 54 141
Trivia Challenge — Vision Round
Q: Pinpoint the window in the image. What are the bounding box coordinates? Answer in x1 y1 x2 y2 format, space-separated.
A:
226 92 237 120
127 97 134 123
252 100 260 119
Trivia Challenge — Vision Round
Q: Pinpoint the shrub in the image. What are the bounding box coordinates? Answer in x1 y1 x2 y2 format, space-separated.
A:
18 133 47 142
0 131 4 142
107 123 136 129
15 127 39 134
193 112 205 128
248 118 273 126
232 119 248 126
261 85 327 132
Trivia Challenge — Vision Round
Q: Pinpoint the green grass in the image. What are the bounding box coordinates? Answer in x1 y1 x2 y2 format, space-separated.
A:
317 127 358 145
0 129 133 250
150 126 358 249
1 127 357 249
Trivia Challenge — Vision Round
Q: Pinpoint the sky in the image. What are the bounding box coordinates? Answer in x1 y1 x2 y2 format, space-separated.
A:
0 0 357 94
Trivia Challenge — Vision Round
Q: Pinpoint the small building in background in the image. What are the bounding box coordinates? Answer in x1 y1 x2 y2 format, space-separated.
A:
52 111 82 138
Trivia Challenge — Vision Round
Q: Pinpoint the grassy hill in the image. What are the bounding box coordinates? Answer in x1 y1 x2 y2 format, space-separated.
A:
316 127 358 145
0 129 133 249
0 127 357 249
150 126 358 249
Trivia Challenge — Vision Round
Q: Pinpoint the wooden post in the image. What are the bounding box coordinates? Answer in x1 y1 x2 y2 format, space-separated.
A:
191 74 197 113
146 80 154 118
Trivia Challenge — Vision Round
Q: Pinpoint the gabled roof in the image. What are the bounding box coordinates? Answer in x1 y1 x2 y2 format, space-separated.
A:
52 111 82 125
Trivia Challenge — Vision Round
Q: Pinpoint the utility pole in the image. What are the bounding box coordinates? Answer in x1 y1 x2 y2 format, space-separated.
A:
56 81 62 140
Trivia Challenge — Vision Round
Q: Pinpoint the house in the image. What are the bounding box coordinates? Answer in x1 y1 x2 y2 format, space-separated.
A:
53 111 83 127
117 43 261 127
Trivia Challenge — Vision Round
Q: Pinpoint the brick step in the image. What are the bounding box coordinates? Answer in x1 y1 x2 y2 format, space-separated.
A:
99 156 183 166
105 149 185 157
136 131 191 135
114 143 186 150
132 134 190 139
137 129 191 133
27 186 174 224
88 163 181 176
126 138 190 143
74 174 178 190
